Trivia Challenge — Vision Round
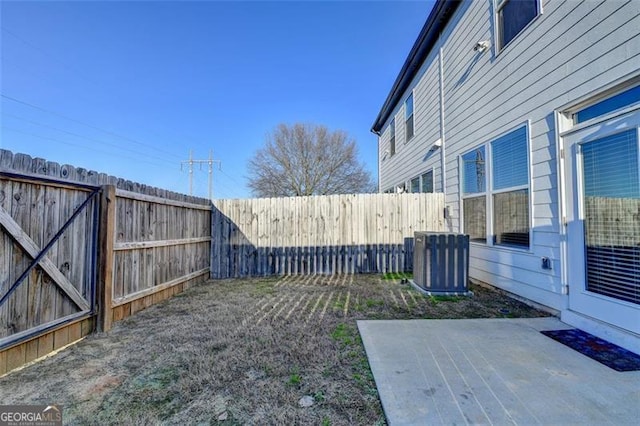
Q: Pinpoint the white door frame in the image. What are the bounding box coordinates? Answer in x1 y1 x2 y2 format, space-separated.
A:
559 107 640 343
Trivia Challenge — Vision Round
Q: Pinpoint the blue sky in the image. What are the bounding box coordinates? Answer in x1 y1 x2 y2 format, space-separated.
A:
1 0 434 199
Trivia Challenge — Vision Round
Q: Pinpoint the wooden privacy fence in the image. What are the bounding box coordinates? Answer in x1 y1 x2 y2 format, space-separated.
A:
211 193 445 277
0 150 211 374
102 187 211 330
1 149 444 374
0 163 98 374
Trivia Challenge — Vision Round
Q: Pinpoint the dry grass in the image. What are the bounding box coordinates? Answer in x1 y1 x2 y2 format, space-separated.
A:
0 275 549 425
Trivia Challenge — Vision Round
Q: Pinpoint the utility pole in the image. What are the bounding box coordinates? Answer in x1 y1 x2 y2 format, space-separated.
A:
181 150 221 200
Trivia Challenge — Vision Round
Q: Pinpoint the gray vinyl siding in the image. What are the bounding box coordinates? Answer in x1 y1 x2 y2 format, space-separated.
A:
377 0 640 310
379 48 442 193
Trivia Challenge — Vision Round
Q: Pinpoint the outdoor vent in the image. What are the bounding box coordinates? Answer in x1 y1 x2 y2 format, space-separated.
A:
412 232 470 295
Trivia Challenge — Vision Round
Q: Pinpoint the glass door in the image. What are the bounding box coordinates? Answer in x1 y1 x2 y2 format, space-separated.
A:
563 110 640 334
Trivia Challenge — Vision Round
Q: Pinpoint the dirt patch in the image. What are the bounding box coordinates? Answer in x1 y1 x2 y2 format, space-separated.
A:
0 275 549 425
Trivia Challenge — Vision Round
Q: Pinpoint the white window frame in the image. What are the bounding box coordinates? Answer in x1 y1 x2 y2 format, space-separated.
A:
410 175 420 193
460 145 488 244
389 118 396 157
421 169 435 193
562 76 640 130
489 122 532 249
459 122 532 250
405 91 414 143
408 169 435 193
494 0 542 53
555 71 640 298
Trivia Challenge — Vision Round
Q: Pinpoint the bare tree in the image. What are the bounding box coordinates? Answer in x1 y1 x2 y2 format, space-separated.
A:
247 123 376 197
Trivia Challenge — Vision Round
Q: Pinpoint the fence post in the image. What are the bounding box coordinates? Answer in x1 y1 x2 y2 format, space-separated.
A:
97 185 116 332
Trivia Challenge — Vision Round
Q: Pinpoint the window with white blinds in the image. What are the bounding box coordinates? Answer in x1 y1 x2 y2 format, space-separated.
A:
492 126 528 189
491 126 530 247
460 126 530 247
581 128 640 304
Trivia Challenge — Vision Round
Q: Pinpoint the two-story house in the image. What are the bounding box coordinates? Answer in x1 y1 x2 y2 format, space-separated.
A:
372 0 640 352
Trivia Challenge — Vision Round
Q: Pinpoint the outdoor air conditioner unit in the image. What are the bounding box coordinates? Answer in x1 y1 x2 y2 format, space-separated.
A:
412 232 471 295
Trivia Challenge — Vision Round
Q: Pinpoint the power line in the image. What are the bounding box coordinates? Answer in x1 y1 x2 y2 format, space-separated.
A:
1 126 171 169
3 112 176 165
1 26 107 90
219 168 245 188
3 25 211 154
1 94 182 159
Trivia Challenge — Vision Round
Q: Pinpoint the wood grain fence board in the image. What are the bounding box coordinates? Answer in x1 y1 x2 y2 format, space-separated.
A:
0 206 90 311
98 185 115 332
10 175 30 338
57 166 75 319
0 176 13 338
42 164 62 325
70 184 87 301
111 268 209 307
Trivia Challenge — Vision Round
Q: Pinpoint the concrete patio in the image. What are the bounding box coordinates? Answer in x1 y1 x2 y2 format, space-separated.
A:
358 317 640 425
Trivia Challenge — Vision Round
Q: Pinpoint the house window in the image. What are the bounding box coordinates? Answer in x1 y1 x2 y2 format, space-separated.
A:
574 84 640 124
410 170 435 193
389 119 396 156
462 147 486 243
462 126 530 246
497 0 539 50
411 176 420 193
405 93 414 142
491 126 530 247
421 170 434 193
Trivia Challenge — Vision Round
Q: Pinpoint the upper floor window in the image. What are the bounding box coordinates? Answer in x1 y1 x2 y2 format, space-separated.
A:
410 170 434 194
389 119 396 156
421 170 434 193
411 176 420 193
405 93 414 142
497 0 539 50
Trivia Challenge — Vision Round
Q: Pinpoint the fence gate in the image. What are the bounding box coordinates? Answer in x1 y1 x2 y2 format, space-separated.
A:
0 171 100 354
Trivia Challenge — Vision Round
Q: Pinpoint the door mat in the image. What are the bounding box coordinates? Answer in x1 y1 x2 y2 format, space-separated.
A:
541 329 640 372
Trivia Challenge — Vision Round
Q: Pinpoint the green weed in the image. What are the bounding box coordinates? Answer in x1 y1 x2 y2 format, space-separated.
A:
382 272 413 280
288 373 301 386
365 299 384 308
330 323 355 346
429 294 463 305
